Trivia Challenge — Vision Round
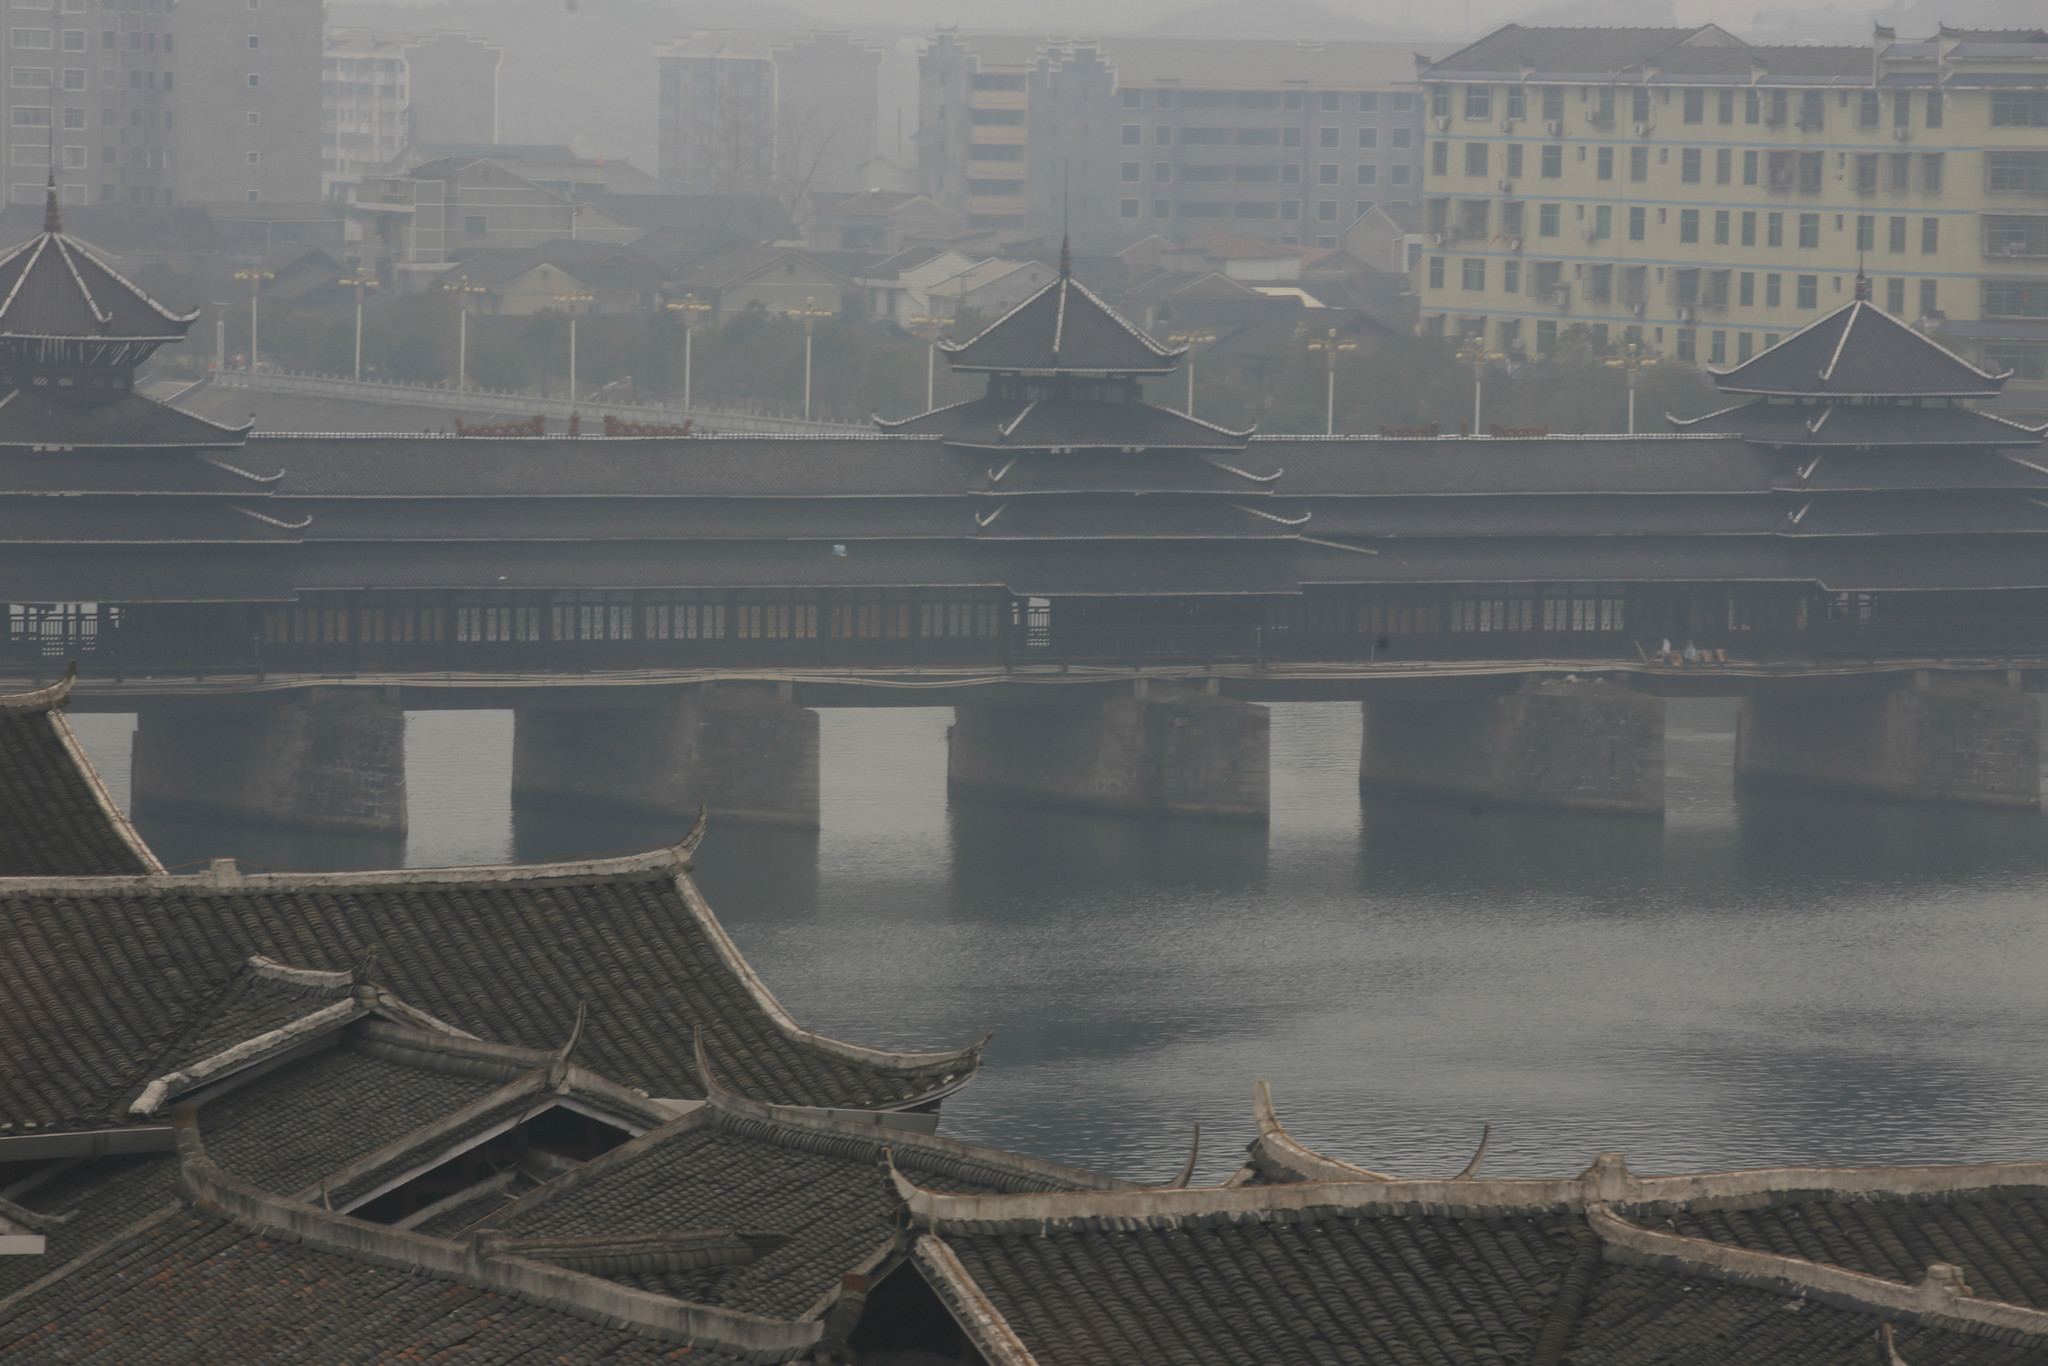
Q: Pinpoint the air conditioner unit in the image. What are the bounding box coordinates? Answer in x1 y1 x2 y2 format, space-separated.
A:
1580 227 1598 242
1497 179 1513 192
1892 126 1911 141
1433 114 1451 132
1506 235 1522 252
1629 301 1646 316
1430 232 1444 246
1552 286 1571 306
1676 305 1695 322
1545 119 1563 135
1633 121 1650 136
1499 119 1514 132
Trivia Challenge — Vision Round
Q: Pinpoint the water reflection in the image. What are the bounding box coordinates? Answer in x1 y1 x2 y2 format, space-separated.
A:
61 700 2048 1187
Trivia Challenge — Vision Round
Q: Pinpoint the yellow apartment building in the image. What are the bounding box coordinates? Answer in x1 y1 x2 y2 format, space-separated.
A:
1413 24 2048 404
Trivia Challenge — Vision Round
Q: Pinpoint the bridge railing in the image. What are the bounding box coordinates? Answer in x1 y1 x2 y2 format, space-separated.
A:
1016 625 1266 665
1813 616 2048 659
1 633 263 681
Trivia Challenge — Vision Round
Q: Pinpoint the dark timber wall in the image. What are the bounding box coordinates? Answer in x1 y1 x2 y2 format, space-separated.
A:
511 686 820 827
131 689 408 835
947 690 1270 822
1360 678 1666 816
1735 678 2041 809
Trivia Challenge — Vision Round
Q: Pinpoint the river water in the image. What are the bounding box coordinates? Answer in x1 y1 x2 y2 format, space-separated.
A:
69 699 2048 1187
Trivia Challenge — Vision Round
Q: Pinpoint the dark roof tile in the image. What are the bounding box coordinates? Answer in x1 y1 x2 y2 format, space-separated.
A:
0 675 156 877
941 276 1184 374
1712 300 2009 398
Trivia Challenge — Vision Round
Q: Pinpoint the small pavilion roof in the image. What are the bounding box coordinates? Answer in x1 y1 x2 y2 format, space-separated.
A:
0 202 198 343
0 668 159 876
1709 298 2009 398
940 268 1185 375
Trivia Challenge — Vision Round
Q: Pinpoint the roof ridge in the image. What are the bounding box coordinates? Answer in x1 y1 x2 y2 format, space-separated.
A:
0 663 74 713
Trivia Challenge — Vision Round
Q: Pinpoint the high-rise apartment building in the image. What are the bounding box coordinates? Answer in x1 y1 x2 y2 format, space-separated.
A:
918 36 1440 249
0 0 170 208
322 28 503 200
654 30 881 197
177 0 319 204
1413 24 2048 399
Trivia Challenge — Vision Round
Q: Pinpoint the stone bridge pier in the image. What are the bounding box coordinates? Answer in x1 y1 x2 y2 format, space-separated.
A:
132 688 409 835
1735 672 2040 810
511 683 820 828
947 682 1270 822
1360 677 1667 817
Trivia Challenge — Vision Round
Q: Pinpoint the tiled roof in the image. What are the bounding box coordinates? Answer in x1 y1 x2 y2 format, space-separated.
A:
876 393 1251 451
1675 398 2047 447
940 275 1185 375
0 227 198 341
1711 300 2009 398
1425 23 1741 77
0 391 251 450
0 1206 747 1364
480 1050 1124 1321
0 672 157 877
0 841 983 1132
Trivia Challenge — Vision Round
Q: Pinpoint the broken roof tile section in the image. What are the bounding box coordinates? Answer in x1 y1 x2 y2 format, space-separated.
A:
1711 299 2011 399
0 668 159 876
0 831 984 1133
940 273 1185 375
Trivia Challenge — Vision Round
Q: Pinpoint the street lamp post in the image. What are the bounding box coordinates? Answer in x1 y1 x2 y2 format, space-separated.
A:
553 290 595 401
662 294 712 410
907 311 949 411
1603 341 1660 435
1453 337 1507 434
1167 330 1216 418
439 275 487 392
337 272 378 381
232 268 274 371
212 302 227 372
1306 327 1357 435
789 296 835 421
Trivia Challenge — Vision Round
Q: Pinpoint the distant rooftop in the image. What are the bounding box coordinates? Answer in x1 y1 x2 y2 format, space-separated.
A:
934 32 1452 86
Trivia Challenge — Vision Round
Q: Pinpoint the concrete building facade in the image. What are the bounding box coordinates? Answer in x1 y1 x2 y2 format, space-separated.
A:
918 35 1440 250
0 0 171 208
654 30 881 198
1413 24 2048 399
321 29 503 202
177 0 320 205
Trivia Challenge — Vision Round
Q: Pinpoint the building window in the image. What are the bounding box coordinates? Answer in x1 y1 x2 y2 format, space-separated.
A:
1155 162 1170 182
1628 206 1645 241
1678 208 1698 243
1505 144 1522 178
1983 280 2048 318
1886 277 1905 312
1462 258 1485 289
1858 90 1879 127
1537 319 1557 351
1767 211 1783 247
1709 330 1726 363
1464 86 1491 120
1463 142 1486 176
1391 165 1410 184
1713 209 1729 245
1680 148 1700 183
245 150 259 163
1712 147 1730 185
1358 127 1377 148
1921 217 1938 253
1541 144 1561 178
1360 91 1380 113
1317 200 1338 221
1798 213 1819 249
1890 153 1910 191
1737 331 1753 359
1922 152 1942 193
1319 163 1338 184
1628 145 1647 182
1432 141 1448 175
1683 88 1704 123
1991 90 2048 128
1503 259 1520 292
1919 278 1938 315
1740 210 1756 246
1428 255 1444 288
1120 161 1140 182
248 73 259 86
464 215 485 235
1594 204 1611 239
1536 202 1559 236
1155 125 1171 145
1121 124 1140 145
1118 199 1139 219
1796 274 1818 309
1121 88 1142 108
1739 271 1754 306
1356 164 1376 184
1391 127 1411 148
1594 146 1612 181
1765 273 1781 307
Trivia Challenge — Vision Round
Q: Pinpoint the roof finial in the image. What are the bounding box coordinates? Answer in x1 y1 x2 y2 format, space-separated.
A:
1854 250 1870 303
1059 159 1071 280
42 138 57 235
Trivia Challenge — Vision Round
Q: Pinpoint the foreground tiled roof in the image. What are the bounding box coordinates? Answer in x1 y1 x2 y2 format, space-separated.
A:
1711 300 2009 399
0 1206 741 1365
0 671 158 876
0 832 983 1131
941 273 1184 375
0 224 197 341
